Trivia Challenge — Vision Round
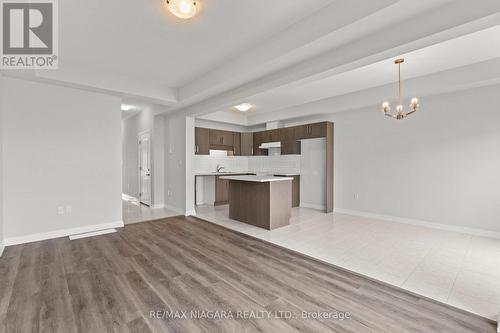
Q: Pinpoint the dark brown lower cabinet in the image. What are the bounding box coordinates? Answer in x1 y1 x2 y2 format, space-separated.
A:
214 173 253 205
214 176 229 205
291 175 300 207
228 180 292 230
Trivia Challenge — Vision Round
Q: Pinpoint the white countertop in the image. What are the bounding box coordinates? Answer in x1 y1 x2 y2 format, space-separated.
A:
195 171 299 176
195 171 252 176
220 175 293 182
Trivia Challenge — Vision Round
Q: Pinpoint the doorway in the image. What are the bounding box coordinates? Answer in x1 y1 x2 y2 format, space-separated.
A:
138 131 152 206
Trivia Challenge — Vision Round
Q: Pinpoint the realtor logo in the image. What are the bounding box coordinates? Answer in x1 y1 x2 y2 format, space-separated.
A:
1 0 58 69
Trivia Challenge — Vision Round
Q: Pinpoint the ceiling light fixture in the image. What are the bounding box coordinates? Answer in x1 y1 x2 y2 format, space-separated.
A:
381 58 419 120
234 103 252 112
165 0 199 19
121 104 133 111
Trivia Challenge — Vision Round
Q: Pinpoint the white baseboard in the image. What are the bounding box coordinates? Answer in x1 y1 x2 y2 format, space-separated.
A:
122 193 139 202
300 202 326 211
0 241 5 257
164 204 186 216
335 208 500 240
69 228 117 240
3 220 124 246
185 209 197 217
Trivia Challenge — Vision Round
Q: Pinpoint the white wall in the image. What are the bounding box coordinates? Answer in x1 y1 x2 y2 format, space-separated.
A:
0 76 4 251
153 115 165 207
1 77 122 242
122 108 154 198
286 84 500 234
195 118 250 132
164 115 187 213
186 117 196 215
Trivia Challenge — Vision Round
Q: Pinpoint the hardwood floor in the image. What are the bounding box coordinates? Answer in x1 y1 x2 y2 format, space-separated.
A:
0 216 496 333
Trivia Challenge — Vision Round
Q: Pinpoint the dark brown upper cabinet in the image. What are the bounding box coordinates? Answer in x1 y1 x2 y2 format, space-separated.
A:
295 122 327 140
196 121 330 156
233 132 241 156
240 132 253 156
281 142 301 155
209 129 234 147
261 129 281 143
195 127 210 155
280 127 301 155
280 127 295 143
252 131 267 156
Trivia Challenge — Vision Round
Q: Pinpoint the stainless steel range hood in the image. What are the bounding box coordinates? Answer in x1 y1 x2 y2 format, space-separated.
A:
258 141 281 149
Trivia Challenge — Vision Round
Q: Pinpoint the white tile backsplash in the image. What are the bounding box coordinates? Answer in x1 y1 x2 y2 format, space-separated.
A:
194 154 301 175
194 155 249 173
248 155 301 174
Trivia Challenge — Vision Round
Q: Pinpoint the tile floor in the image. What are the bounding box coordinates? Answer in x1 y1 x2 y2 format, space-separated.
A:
195 204 500 321
122 196 180 224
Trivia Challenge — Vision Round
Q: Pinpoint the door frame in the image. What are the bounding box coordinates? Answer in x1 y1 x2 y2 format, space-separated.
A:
138 130 152 206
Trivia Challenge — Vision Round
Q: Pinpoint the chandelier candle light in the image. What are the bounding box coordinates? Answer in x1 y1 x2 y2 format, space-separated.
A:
381 58 419 120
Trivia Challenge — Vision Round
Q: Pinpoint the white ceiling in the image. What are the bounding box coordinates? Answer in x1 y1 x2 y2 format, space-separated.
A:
231 25 500 118
3 0 500 124
59 0 333 87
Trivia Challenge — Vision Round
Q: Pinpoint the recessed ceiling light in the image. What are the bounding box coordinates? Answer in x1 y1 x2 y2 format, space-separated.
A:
234 103 252 112
121 104 133 111
165 0 199 19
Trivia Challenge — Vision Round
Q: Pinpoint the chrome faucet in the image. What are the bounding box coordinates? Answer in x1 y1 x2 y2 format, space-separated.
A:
216 164 225 173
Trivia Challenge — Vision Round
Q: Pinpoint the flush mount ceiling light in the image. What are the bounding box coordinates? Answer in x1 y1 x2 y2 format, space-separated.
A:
234 103 253 112
381 58 419 120
121 104 133 111
165 0 199 19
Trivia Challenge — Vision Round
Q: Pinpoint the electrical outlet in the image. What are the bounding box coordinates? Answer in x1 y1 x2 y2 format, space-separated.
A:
354 193 359 200
167 190 172 196
57 206 65 215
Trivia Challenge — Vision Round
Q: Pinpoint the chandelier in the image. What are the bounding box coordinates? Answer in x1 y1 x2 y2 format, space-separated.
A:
381 58 419 120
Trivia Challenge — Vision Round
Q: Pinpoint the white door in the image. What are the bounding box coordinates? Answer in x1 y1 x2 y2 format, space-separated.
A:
139 132 152 206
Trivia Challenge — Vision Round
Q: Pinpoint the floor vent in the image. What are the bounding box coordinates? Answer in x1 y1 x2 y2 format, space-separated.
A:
69 228 117 240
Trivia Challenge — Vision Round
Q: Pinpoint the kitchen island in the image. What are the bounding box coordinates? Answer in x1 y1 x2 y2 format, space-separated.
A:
220 175 293 230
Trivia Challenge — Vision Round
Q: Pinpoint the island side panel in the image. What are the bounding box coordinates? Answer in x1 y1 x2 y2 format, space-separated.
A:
228 180 271 229
269 180 292 230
